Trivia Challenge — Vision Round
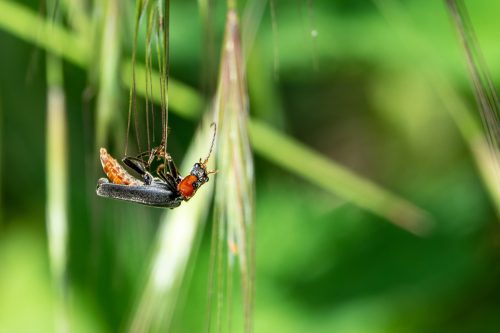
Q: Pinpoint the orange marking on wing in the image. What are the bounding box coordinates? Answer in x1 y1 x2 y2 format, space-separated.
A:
100 148 141 186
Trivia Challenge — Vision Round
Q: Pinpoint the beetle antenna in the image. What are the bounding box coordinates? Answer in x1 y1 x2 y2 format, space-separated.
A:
202 122 217 165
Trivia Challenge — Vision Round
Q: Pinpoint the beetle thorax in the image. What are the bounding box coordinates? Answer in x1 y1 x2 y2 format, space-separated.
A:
177 163 210 200
177 175 198 199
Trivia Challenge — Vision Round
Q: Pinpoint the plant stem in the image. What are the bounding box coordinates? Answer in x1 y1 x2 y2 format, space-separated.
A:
45 21 69 333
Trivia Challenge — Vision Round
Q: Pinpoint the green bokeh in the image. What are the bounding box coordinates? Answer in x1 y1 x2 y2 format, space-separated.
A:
0 0 498 332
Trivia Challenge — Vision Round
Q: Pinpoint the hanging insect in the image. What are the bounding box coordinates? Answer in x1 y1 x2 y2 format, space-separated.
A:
96 123 217 208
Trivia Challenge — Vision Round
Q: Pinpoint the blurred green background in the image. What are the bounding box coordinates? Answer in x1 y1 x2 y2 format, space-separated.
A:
0 0 499 332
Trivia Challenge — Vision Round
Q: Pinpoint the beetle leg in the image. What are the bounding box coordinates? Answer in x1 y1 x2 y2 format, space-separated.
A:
123 157 154 185
144 144 165 166
156 164 179 192
165 156 182 182
162 173 179 192
134 147 159 166
135 150 151 159
156 163 165 177
123 156 147 175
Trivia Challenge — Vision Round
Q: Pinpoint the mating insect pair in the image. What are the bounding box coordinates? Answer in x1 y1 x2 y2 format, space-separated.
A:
96 124 217 208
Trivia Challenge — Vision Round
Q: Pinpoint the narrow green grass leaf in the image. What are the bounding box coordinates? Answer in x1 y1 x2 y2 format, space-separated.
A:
0 1 88 67
249 120 431 235
211 8 256 332
96 0 122 148
45 2 69 331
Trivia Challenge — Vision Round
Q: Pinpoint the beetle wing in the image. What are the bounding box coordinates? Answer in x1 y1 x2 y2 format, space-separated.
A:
96 178 182 208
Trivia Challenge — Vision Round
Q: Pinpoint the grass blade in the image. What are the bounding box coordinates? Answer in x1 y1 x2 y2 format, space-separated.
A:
45 2 69 331
210 8 256 332
249 120 431 234
0 1 88 67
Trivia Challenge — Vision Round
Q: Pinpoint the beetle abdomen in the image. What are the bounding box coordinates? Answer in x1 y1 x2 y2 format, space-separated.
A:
100 148 141 185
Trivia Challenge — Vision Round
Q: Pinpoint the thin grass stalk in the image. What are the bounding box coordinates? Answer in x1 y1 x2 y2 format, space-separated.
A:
157 0 170 153
146 13 155 144
373 0 500 213
197 0 217 96
96 0 122 148
0 2 431 231
145 7 156 150
45 2 68 331
445 0 500 190
122 60 205 120
435 78 500 209
128 116 216 333
0 96 2 223
155 27 166 144
125 0 146 155
212 8 256 333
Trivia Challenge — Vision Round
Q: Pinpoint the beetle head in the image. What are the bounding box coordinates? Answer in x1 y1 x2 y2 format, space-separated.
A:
191 122 218 189
190 162 210 189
